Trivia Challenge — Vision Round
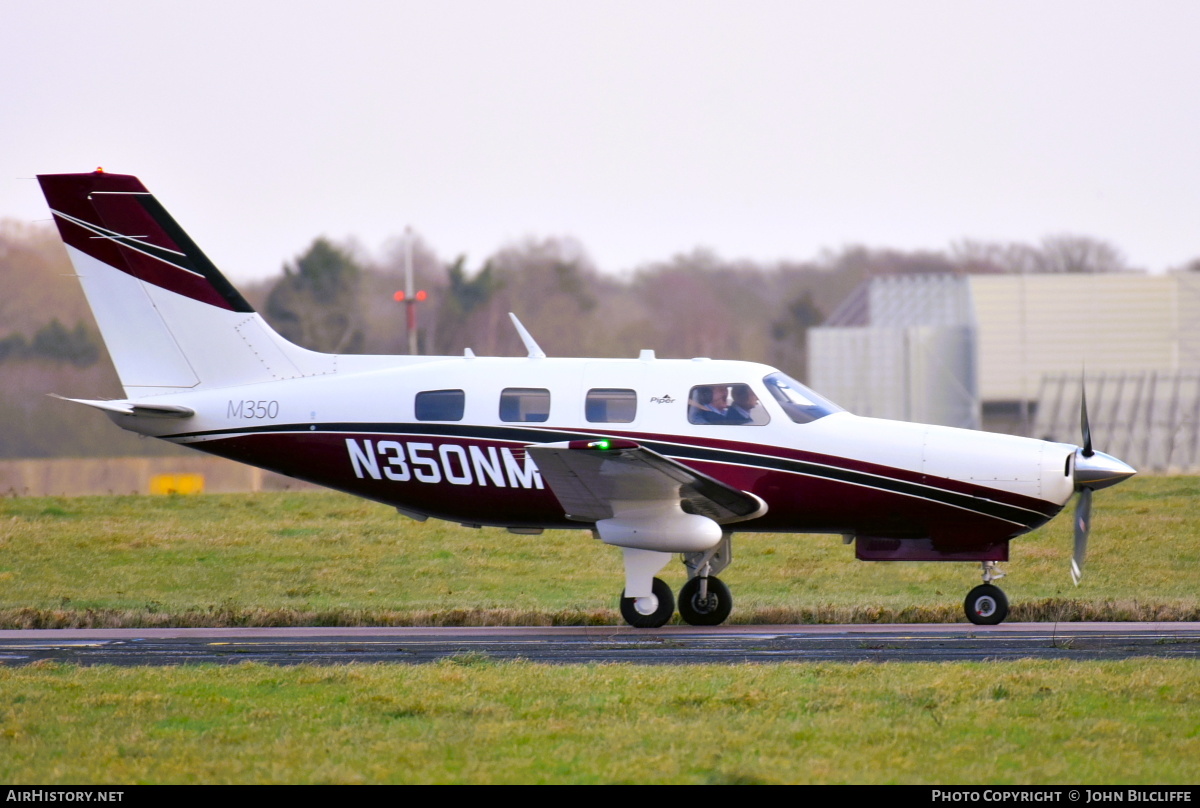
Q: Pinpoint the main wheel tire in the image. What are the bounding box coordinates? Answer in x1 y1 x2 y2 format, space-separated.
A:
678 575 733 626
964 584 1009 626
619 577 675 628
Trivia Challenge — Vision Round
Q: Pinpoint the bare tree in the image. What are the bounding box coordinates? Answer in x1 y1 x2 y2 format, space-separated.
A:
951 235 1132 275
1035 234 1131 274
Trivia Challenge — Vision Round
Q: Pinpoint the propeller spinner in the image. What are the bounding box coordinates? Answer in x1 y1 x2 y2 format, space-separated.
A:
1070 386 1136 584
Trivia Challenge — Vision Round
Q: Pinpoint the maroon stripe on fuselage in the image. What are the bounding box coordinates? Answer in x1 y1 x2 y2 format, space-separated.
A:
190 430 570 528
180 429 1052 547
675 456 1038 545
584 426 1064 520
170 420 1062 521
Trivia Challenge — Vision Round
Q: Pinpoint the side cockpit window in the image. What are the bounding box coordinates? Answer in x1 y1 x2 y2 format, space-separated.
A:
415 389 465 421
687 384 769 425
500 388 551 422
585 388 637 423
763 372 843 424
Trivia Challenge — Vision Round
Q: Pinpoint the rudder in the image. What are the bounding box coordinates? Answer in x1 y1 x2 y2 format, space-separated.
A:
38 170 331 396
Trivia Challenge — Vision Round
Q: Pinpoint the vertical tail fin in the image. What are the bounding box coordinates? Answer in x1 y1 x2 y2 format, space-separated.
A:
37 171 332 396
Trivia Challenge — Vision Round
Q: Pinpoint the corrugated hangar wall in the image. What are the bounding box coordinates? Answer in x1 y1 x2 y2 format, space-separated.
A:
808 325 978 428
1033 372 1200 473
969 274 1200 403
808 276 979 429
808 273 1200 470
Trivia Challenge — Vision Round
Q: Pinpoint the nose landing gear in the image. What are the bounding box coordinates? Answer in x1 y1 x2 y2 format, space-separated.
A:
964 562 1009 625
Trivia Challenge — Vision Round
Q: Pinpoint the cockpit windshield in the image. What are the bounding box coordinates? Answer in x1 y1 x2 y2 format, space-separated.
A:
763 372 843 424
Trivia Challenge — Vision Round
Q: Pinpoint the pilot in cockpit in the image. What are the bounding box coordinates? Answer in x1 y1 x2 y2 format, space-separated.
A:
723 384 761 425
690 383 768 425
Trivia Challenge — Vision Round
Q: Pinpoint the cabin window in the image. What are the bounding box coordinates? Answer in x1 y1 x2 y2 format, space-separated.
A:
585 388 637 423
687 384 770 425
499 388 551 422
762 372 843 424
415 389 465 421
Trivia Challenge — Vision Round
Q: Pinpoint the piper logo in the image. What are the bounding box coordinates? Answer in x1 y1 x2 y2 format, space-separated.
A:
650 394 676 404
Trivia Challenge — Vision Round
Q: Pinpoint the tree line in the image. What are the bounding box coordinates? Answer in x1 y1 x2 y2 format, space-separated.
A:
260 232 1154 377
0 216 1169 458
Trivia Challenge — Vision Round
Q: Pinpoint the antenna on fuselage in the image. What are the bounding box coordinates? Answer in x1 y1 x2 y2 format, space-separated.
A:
508 313 546 358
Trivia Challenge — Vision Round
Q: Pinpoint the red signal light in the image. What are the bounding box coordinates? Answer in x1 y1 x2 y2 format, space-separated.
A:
416 290 427 302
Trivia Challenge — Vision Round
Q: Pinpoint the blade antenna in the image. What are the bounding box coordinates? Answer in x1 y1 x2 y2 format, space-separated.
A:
509 313 546 358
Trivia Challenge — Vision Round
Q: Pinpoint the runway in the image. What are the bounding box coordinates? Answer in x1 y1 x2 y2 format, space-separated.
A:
1 623 1198 666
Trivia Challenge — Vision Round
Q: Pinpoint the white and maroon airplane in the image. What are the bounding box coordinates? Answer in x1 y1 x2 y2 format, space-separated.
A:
35 170 1136 627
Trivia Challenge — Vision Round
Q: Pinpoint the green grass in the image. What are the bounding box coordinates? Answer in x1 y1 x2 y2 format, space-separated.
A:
2 480 1199 785
0 659 1197 784
1 476 1198 627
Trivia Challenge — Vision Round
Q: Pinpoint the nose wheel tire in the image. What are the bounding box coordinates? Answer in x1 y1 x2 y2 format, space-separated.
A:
964 584 1009 626
620 577 675 628
678 575 733 626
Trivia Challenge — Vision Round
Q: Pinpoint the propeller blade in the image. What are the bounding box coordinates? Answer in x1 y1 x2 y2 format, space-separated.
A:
1072 487 1093 586
1080 383 1093 458
1069 377 1134 585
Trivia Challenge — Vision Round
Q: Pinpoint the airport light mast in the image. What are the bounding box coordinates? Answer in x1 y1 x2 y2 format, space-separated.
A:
394 226 426 355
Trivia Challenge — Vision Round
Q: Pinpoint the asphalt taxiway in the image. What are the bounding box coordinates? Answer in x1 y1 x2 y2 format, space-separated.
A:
1 623 1198 666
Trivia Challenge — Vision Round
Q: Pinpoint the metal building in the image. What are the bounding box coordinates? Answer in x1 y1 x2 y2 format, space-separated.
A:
808 275 979 429
809 273 1200 471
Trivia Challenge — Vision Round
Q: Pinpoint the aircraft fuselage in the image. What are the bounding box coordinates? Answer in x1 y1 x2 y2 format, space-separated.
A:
114 355 1076 556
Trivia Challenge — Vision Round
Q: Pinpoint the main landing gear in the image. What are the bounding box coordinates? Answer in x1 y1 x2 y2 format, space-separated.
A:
619 574 733 628
964 562 1009 625
618 534 735 628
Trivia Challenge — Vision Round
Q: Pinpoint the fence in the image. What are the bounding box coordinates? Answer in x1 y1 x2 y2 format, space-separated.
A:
1033 371 1200 473
0 456 323 497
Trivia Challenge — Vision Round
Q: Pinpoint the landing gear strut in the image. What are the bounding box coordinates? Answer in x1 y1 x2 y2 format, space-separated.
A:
678 575 732 626
964 562 1009 625
678 533 734 626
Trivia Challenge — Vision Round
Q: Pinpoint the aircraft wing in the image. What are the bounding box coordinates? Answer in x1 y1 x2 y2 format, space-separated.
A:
526 439 766 524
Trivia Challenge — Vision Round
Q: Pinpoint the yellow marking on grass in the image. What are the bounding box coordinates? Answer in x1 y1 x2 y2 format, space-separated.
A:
149 473 205 495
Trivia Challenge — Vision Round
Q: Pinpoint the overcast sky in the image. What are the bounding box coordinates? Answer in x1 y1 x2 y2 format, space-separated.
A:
3 1 1199 282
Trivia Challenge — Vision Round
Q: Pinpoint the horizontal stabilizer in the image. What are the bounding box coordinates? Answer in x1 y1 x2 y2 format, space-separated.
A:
51 395 195 419
527 439 767 524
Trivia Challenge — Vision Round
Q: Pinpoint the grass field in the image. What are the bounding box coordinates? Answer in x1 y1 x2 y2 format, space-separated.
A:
1 476 1197 626
1 659 1198 784
1 478 1198 784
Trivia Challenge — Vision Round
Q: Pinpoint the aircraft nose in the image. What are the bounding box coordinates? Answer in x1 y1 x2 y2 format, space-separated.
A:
1074 449 1136 491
